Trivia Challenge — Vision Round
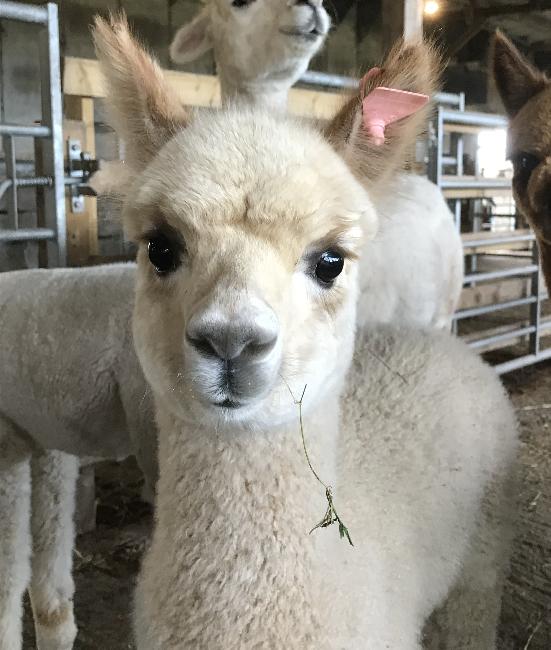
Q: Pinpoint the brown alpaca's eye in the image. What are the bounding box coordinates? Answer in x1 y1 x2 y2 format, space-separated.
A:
148 233 179 275
512 152 541 187
315 250 344 285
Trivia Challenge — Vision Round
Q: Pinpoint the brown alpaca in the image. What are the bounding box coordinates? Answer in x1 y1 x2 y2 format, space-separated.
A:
492 31 551 289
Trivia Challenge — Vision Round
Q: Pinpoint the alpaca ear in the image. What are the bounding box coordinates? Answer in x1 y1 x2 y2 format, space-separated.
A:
93 15 189 172
491 30 548 117
169 8 213 64
325 40 440 186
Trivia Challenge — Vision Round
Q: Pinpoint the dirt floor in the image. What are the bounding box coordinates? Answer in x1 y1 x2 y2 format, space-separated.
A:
22 358 551 649
497 357 551 650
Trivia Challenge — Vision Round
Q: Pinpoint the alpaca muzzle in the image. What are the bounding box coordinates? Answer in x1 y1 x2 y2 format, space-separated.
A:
184 295 281 408
280 0 330 40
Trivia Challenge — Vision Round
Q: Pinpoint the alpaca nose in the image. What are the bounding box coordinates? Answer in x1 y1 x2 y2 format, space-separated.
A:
186 307 279 362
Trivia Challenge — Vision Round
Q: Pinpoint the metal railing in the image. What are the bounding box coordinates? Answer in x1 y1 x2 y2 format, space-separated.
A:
0 1 66 265
424 92 551 373
298 71 465 109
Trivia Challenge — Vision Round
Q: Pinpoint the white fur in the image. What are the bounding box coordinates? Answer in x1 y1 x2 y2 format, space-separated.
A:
112 105 516 647
95 25 511 641
135 324 517 649
1 10 459 648
0 265 154 649
360 174 464 329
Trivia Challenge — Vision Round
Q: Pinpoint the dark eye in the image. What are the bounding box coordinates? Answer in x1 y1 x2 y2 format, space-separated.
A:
232 0 254 7
315 250 344 285
512 152 541 186
148 233 180 275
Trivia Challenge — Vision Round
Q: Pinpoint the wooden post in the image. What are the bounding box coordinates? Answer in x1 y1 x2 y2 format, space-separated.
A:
63 95 98 266
382 0 424 45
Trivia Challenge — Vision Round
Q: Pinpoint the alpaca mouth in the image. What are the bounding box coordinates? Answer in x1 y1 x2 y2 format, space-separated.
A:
282 8 329 40
279 27 323 40
213 398 243 409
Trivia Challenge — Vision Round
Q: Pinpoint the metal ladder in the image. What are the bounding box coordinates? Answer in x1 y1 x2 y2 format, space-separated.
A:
0 0 66 266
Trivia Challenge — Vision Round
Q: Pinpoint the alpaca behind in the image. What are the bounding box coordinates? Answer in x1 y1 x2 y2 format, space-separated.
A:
492 32 551 291
170 0 330 111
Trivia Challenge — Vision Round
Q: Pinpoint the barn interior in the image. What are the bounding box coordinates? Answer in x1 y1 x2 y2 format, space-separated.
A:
1 1 551 648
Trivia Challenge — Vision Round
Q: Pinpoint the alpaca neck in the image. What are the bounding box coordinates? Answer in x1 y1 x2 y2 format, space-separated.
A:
219 75 289 113
145 396 340 648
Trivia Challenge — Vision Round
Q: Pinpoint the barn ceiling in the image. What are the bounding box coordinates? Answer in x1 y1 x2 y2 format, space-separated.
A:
331 0 551 70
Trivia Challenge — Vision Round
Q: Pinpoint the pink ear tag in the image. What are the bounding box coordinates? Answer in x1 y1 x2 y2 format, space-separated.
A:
362 87 429 146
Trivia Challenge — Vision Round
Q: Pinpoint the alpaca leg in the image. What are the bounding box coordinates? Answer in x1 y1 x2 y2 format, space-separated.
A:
423 475 516 650
0 418 32 650
29 450 79 650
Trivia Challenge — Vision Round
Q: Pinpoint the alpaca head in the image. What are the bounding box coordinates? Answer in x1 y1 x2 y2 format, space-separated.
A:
169 0 330 106
492 32 551 287
94 17 437 430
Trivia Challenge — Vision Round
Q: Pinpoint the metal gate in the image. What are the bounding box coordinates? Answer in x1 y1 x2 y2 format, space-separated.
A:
427 95 550 374
0 1 66 266
298 72 548 374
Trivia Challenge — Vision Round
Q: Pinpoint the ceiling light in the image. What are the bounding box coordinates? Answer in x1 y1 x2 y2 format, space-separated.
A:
424 1 440 16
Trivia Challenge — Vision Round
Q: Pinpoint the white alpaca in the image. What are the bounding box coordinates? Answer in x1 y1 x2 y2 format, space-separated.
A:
170 0 330 111
0 10 460 650
357 176 464 328
92 19 516 648
170 0 464 330
0 7 333 649
0 264 154 650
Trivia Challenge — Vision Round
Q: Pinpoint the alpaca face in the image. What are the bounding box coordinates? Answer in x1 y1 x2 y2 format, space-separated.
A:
170 0 330 91
128 110 369 429
94 17 437 428
508 88 551 245
211 0 330 83
492 32 551 289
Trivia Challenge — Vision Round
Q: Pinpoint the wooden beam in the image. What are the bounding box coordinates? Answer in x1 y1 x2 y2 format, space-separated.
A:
382 0 423 45
480 1 551 16
443 187 512 199
63 57 346 120
357 1 381 42
447 19 488 57
459 277 530 310
442 1 551 19
329 0 356 23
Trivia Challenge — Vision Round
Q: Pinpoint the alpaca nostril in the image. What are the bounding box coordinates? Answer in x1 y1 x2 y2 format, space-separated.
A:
186 333 219 359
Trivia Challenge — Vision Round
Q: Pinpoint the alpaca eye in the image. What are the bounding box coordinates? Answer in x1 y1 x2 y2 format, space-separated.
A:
231 0 254 7
315 250 344 285
148 233 180 275
512 152 541 186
